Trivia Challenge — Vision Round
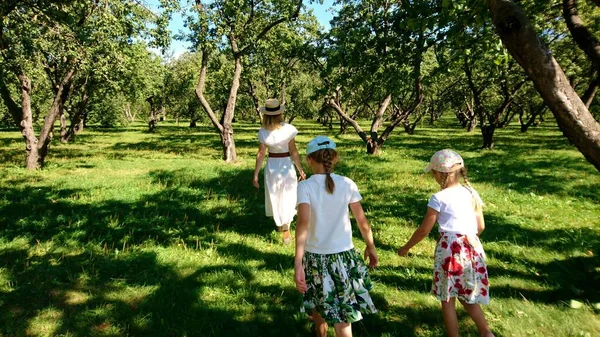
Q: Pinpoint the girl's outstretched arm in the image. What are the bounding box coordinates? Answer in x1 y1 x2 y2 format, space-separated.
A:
350 201 378 268
288 139 306 180
253 143 266 188
476 208 485 235
398 207 438 256
294 203 310 293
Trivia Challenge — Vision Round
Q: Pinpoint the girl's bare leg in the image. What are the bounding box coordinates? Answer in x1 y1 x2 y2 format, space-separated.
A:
312 309 328 337
282 224 291 245
459 301 494 337
333 322 352 337
441 298 459 337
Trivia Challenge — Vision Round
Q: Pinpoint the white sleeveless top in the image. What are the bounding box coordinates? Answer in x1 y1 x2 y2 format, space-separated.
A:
257 123 298 153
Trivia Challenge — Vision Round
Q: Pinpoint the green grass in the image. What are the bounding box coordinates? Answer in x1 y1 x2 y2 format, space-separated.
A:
0 120 599 337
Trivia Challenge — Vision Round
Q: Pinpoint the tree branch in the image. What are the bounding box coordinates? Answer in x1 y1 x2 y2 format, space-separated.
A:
238 0 303 56
327 88 368 143
582 74 600 107
195 48 224 133
563 0 600 70
0 71 21 126
379 75 424 144
369 94 392 141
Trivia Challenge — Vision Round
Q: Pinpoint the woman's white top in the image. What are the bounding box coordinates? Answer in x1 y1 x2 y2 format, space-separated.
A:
258 123 298 153
427 185 483 235
297 173 362 254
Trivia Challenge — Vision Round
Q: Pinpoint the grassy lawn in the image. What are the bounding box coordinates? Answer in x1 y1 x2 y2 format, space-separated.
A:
0 119 599 337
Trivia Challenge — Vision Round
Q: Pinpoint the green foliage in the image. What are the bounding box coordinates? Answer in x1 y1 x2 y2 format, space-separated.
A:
87 94 127 128
163 52 203 122
0 121 599 336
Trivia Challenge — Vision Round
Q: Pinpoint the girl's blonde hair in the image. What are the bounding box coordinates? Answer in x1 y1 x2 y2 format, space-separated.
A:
437 166 483 212
261 114 284 130
308 148 338 194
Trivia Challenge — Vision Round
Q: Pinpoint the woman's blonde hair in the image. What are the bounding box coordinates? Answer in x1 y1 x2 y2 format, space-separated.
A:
261 114 284 130
437 166 483 212
308 148 338 194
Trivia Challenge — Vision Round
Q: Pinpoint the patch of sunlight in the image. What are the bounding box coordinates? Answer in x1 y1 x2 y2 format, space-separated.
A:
26 307 63 337
0 236 30 251
132 312 153 330
492 276 550 294
63 290 91 306
488 298 600 337
104 285 158 310
0 267 15 292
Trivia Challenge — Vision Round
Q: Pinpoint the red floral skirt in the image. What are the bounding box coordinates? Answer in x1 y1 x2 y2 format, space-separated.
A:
432 233 490 304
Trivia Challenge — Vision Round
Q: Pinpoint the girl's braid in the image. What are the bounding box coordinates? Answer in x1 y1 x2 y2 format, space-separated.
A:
323 149 335 194
440 172 449 190
460 167 473 189
460 166 482 211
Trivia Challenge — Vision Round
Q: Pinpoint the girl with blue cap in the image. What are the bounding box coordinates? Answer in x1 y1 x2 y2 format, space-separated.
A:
294 136 378 337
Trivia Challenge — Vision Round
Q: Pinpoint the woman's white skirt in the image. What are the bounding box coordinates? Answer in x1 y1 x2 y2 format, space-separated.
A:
264 157 297 228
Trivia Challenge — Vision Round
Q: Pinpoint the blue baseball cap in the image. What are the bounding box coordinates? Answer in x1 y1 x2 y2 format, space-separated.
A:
306 136 337 155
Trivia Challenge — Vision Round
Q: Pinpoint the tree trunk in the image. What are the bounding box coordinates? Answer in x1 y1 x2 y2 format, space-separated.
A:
190 119 197 128
366 138 380 155
147 97 157 133
125 102 135 122
339 118 348 134
489 0 600 171
280 79 286 106
60 110 68 143
369 94 392 141
220 56 242 162
247 78 261 121
481 125 496 149
37 69 74 167
18 74 40 170
196 48 240 162
288 114 297 124
429 106 435 125
467 116 478 132
65 88 89 142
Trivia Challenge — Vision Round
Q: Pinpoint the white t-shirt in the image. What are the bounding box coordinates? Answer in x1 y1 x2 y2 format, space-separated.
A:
257 123 298 153
296 173 362 254
427 185 483 235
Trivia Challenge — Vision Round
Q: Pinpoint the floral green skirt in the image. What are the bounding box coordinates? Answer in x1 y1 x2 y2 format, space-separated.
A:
301 248 377 324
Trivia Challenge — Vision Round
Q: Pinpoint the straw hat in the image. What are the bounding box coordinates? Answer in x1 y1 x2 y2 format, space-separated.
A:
260 98 285 116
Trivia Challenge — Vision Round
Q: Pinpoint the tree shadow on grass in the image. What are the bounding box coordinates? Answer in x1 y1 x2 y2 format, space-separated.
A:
387 127 599 203
0 246 313 337
0 167 279 248
358 292 502 337
481 213 599 304
482 213 600 256
487 248 600 305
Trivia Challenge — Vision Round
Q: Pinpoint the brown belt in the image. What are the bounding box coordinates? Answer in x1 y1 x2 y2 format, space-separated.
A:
269 152 290 158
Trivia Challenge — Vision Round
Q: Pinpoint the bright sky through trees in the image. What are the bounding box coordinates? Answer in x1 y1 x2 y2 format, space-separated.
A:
146 0 336 58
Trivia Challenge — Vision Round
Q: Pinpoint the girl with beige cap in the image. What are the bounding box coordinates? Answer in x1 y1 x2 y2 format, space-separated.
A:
398 149 494 337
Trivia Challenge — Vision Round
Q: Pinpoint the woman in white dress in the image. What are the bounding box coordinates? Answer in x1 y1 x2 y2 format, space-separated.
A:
253 98 306 244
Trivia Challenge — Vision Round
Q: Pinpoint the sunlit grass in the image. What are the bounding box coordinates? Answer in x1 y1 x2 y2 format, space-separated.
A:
0 120 599 336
